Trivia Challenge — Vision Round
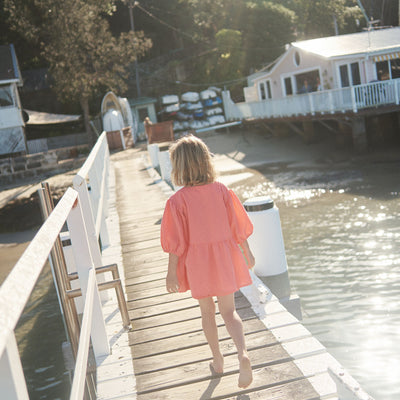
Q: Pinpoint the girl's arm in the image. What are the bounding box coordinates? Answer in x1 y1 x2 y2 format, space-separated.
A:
240 240 255 268
166 253 180 293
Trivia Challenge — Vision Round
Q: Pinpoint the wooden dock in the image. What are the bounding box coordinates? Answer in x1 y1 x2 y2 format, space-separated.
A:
109 146 369 400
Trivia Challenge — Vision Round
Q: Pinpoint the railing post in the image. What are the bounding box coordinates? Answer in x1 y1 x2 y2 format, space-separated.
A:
0 333 29 400
328 91 335 113
308 94 315 115
38 185 81 357
351 87 357 113
72 176 103 269
67 197 110 358
395 80 399 105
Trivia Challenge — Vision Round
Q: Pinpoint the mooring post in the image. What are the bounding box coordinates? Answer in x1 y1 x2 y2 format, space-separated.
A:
243 196 302 319
159 150 172 182
148 143 160 168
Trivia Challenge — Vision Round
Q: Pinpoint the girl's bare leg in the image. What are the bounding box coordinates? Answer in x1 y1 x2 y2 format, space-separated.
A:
198 297 224 374
217 293 253 388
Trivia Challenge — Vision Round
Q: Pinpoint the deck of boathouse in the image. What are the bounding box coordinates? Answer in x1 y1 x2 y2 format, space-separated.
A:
105 143 372 400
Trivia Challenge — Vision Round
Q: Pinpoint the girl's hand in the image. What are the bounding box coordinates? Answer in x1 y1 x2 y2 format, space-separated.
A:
246 251 255 269
166 272 180 293
240 240 255 269
166 253 180 293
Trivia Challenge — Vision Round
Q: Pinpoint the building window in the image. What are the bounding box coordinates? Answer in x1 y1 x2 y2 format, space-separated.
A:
376 61 390 80
376 58 400 80
391 58 400 79
339 62 360 87
0 85 14 107
259 82 266 100
294 51 300 66
350 62 361 85
339 65 350 87
258 80 272 100
284 77 293 95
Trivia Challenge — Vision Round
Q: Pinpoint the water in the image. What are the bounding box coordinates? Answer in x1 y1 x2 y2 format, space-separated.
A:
0 235 70 399
231 160 400 400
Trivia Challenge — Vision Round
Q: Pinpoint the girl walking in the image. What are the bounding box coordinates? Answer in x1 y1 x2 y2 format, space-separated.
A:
160 135 255 388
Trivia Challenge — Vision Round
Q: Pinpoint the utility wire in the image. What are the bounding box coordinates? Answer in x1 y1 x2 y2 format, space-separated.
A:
134 2 205 43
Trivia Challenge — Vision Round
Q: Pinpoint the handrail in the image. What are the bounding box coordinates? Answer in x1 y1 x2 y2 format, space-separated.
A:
0 188 78 357
69 268 96 400
73 131 110 249
223 78 400 122
0 188 79 400
1 131 130 399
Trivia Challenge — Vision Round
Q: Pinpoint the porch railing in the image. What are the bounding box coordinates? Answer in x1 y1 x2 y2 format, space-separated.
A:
222 78 400 121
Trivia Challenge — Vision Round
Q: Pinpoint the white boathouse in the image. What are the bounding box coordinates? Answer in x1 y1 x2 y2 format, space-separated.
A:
222 27 400 151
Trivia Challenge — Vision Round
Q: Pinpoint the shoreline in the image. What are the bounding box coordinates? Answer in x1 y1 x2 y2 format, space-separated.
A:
1 128 399 242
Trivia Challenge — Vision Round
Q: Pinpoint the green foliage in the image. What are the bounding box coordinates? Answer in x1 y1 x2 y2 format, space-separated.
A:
4 0 152 144
280 0 365 38
240 1 296 70
1 0 376 107
4 0 151 102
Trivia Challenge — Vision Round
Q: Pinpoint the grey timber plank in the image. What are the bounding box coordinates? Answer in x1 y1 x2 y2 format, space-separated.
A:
137 359 311 399
129 308 256 344
133 331 290 377
131 318 266 359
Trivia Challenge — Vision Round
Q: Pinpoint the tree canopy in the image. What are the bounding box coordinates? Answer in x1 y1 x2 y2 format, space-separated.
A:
1 0 398 121
4 0 152 145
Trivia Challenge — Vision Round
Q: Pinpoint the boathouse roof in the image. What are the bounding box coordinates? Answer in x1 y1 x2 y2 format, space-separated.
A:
292 26 400 60
0 44 22 84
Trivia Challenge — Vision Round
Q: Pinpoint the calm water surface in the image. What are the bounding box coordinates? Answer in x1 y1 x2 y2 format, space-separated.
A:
0 235 70 399
231 160 400 400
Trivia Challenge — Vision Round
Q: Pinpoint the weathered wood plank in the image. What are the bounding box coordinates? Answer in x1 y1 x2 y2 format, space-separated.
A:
137 359 310 399
125 264 167 280
131 317 267 359
129 309 256 344
134 331 290 378
130 298 253 330
129 293 249 321
125 271 166 285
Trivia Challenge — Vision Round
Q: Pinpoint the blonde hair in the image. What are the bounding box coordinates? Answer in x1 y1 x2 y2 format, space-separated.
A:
169 134 216 186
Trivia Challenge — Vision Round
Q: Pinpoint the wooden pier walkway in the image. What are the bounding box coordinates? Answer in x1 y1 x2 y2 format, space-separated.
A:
110 146 347 399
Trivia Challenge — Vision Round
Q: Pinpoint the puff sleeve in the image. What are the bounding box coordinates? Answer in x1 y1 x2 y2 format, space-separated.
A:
160 197 187 256
226 189 253 244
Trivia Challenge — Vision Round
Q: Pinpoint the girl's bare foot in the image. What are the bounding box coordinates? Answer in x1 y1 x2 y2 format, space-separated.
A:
238 355 253 388
210 353 224 374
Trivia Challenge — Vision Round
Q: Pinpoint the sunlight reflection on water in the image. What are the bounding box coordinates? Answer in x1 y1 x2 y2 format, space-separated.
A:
231 164 400 400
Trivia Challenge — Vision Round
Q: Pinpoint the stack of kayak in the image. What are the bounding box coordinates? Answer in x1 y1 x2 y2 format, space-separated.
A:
159 89 225 132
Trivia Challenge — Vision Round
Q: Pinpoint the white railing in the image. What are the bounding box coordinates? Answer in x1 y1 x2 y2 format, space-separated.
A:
223 78 400 121
0 131 131 399
0 188 109 400
73 131 110 252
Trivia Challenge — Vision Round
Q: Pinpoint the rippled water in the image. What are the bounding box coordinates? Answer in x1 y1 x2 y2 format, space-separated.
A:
0 250 70 400
232 161 400 400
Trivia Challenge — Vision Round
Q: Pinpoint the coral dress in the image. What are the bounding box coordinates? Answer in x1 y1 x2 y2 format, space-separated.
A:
161 181 253 299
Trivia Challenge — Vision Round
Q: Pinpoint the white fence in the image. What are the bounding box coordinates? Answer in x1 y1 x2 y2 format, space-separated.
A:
0 131 128 399
223 78 400 121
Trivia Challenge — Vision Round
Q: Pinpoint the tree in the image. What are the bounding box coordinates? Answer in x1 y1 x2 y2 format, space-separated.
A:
239 1 296 71
4 0 152 146
281 0 366 37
